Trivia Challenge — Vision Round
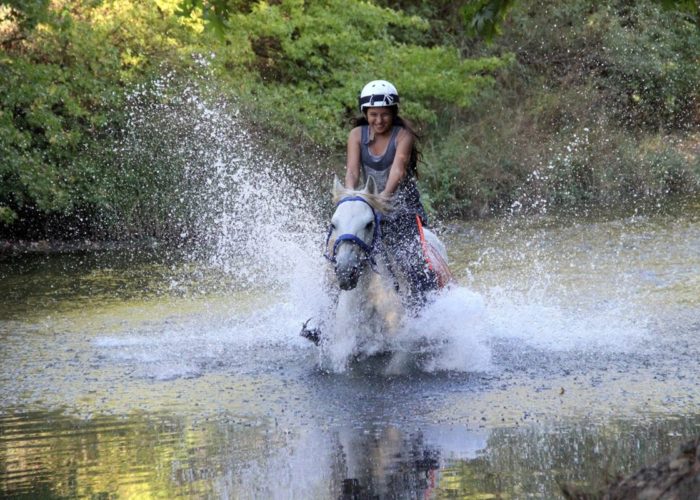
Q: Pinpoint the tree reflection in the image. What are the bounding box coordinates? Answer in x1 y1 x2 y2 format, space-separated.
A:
2 409 699 498
0 410 282 499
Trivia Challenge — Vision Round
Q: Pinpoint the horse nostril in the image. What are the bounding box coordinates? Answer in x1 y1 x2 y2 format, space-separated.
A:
349 265 362 280
344 266 358 279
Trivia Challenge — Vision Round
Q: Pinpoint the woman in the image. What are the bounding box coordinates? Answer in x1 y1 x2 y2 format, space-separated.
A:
344 79 438 309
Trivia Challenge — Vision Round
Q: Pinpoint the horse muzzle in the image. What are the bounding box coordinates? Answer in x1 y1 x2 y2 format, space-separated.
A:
335 263 361 290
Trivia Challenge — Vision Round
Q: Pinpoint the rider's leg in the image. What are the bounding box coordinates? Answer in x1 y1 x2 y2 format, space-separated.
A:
383 213 438 311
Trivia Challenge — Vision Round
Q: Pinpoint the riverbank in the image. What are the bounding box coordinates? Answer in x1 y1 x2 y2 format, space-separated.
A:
0 238 164 258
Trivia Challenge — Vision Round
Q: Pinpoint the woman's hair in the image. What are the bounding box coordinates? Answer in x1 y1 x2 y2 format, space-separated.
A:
351 109 422 178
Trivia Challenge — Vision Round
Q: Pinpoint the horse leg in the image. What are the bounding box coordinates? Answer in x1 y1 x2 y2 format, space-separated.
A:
300 317 322 345
299 270 340 345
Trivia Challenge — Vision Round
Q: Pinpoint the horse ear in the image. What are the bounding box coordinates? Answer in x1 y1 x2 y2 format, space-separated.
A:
333 175 344 195
364 175 378 195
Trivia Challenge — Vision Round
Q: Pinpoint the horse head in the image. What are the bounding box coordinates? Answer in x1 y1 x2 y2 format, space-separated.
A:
326 176 389 291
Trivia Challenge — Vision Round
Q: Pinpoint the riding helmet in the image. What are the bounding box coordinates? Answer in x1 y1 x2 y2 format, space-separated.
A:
358 80 400 111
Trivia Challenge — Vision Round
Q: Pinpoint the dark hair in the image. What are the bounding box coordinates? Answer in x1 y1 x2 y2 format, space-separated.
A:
351 108 422 178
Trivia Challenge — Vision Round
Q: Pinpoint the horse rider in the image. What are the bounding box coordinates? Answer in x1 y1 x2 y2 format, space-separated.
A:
344 79 439 309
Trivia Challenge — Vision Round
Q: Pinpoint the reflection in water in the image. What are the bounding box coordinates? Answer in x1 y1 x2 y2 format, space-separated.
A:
0 249 245 323
331 426 443 499
0 410 284 498
2 410 699 498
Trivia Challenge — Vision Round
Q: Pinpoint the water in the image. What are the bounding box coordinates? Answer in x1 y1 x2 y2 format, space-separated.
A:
2 86 699 497
1 201 699 498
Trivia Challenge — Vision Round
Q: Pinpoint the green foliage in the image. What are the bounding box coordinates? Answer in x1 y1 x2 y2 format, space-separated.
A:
420 77 541 217
0 0 50 33
656 0 700 19
1 0 512 239
177 0 255 35
202 0 510 148
1 0 699 240
419 0 700 216
597 2 700 130
0 0 206 236
461 0 515 41
487 0 700 132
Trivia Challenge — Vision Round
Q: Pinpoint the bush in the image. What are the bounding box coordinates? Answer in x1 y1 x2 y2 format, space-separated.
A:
207 0 510 148
1 0 699 240
0 0 211 237
420 0 700 216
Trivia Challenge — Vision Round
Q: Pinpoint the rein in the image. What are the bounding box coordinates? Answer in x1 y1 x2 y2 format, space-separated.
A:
324 196 383 271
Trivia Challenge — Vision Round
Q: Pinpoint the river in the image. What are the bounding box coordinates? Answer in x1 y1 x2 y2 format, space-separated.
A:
1 198 699 498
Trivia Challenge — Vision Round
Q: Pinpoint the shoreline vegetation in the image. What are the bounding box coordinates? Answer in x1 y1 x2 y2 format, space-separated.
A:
2 192 698 257
1 0 699 243
0 238 161 256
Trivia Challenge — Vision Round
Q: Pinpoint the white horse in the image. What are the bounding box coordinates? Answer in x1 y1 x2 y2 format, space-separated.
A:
302 176 452 371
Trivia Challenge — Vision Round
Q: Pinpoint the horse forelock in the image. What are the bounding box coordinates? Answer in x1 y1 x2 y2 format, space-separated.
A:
332 186 393 214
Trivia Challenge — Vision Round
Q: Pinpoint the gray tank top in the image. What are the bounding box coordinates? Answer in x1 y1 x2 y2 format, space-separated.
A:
360 125 399 192
360 125 424 218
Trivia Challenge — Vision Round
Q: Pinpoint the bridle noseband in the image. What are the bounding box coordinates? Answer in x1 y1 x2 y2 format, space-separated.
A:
324 196 383 271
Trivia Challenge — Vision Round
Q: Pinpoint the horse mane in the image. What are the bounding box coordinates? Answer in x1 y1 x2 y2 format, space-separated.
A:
332 184 394 214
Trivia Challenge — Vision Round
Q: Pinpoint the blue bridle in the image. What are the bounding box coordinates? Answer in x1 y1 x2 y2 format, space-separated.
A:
324 196 383 271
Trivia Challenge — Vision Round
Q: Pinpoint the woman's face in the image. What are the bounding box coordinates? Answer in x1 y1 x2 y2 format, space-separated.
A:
365 107 394 135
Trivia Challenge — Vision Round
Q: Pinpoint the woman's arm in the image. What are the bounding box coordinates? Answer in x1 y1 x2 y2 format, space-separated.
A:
345 127 362 189
381 128 414 197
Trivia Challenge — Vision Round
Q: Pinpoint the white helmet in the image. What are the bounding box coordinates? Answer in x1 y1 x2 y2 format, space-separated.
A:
358 80 400 111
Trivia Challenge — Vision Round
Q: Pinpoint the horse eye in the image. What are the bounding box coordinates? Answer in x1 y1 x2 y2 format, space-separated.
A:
365 221 374 231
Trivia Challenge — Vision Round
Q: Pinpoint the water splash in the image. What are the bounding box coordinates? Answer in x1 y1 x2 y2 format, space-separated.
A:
394 286 491 373
483 285 647 352
118 78 497 375
443 213 671 378
104 77 658 381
